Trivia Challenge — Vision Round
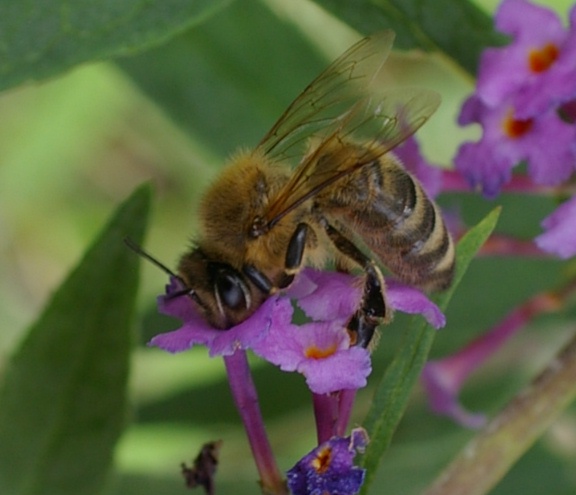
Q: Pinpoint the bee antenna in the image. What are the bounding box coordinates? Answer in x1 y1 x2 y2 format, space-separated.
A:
123 237 186 283
124 238 205 306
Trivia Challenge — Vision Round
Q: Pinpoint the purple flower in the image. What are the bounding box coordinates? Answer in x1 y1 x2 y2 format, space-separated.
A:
422 290 561 428
150 268 445 394
535 195 576 258
251 269 371 395
286 269 363 322
477 0 576 118
287 428 368 495
287 268 445 330
455 95 576 198
253 318 372 395
252 269 445 394
421 359 487 429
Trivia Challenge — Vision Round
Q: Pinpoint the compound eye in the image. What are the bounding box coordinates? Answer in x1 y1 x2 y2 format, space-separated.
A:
216 271 247 310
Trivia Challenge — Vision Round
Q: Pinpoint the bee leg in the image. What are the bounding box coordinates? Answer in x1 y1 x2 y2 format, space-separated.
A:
347 266 387 348
323 223 389 348
243 224 309 294
279 223 309 288
283 223 309 276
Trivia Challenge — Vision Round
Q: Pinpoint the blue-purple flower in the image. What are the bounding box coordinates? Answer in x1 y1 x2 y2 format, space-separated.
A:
150 268 445 395
287 428 369 495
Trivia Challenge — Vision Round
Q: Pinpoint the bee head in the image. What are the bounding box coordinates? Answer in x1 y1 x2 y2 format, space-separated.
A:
178 248 255 329
124 238 256 330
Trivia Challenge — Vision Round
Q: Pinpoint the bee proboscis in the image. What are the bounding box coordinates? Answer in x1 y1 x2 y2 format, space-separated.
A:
128 30 455 347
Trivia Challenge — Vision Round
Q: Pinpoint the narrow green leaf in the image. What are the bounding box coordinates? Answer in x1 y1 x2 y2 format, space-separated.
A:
0 0 233 92
311 0 505 76
360 207 501 494
0 184 151 495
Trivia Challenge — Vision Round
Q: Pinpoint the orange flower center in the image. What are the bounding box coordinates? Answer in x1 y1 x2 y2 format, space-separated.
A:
312 447 332 473
305 344 338 359
528 43 559 73
502 110 533 138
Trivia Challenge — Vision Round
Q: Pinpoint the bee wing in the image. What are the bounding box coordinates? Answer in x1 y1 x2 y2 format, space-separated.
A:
261 81 440 228
256 30 395 160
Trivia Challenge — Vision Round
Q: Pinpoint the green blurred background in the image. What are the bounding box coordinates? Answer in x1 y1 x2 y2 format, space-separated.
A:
0 0 575 493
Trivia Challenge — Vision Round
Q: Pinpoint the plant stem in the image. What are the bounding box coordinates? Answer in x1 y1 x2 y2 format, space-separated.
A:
223 351 288 495
422 329 576 495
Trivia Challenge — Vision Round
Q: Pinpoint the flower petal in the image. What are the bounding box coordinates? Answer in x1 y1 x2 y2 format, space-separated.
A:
477 0 570 115
298 347 372 395
253 319 371 395
421 361 487 429
456 95 576 196
535 195 576 258
387 281 446 329
289 268 363 321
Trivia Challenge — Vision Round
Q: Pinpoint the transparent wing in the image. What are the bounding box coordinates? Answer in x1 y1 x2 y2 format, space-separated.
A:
261 83 440 228
256 30 395 161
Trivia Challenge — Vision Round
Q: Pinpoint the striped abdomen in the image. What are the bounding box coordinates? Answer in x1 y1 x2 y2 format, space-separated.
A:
318 155 455 291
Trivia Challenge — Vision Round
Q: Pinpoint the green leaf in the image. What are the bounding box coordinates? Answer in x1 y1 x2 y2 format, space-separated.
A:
0 184 151 495
0 0 232 93
360 207 501 494
117 0 329 158
311 0 505 76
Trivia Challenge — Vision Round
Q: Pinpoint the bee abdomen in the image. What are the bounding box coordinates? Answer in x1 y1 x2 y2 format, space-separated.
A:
376 170 455 290
323 157 455 291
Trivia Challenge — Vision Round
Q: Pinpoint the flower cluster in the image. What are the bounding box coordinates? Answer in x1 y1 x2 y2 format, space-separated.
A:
455 0 576 258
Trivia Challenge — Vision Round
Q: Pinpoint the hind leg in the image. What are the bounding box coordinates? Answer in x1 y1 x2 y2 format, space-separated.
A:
323 223 391 348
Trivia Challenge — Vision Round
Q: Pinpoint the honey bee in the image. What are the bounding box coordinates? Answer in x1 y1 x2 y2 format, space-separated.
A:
129 31 455 348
